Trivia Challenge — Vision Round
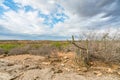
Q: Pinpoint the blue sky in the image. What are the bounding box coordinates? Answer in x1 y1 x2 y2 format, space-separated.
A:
0 0 120 40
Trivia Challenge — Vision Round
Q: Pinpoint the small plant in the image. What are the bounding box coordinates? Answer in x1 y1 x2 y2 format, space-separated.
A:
68 36 91 69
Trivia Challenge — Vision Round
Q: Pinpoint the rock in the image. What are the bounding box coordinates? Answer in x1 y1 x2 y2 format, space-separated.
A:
19 68 54 80
117 71 120 75
118 67 120 69
82 67 88 72
0 59 15 66
61 63 65 67
0 72 13 80
54 73 86 80
54 69 63 74
77 67 88 72
64 68 70 72
77 68 81 71
64 56 69 59
26 65 41 70
107 68 114 73
94 71 102 77
63 60 68 63
5 64 24 72
42 62 51 65
77 71 85 75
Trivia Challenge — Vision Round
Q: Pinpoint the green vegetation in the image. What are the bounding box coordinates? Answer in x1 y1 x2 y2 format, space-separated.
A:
51 41 70 48
30 44 43 49
0 41 70 53
0 44 24 51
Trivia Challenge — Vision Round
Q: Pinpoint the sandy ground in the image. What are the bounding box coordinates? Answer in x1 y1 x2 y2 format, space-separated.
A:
0 53 120 80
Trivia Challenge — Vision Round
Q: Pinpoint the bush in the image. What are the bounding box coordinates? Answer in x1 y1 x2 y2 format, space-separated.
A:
89 40 120 63
0 48 6 55
70 32 120 68
8 45 31 55
28 45 57 57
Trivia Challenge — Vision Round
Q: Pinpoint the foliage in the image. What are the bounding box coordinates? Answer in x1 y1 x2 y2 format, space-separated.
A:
0 44 24 51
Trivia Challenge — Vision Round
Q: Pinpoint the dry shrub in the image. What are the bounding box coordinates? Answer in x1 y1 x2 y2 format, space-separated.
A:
90 40 120 63
83 32 120 63
7 44 58 57
28 45 57 57
8 45 31 55
0 48 6 55
70 30 120 68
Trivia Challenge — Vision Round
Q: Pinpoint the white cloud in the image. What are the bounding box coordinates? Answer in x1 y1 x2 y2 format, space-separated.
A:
14 0 57 14
0 5 118 38
58 0 118 17
51 12 114 37
0 0 120 40
0 10 50 35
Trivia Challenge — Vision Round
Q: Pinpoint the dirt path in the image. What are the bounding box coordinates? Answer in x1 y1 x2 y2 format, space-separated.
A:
0 54 120 80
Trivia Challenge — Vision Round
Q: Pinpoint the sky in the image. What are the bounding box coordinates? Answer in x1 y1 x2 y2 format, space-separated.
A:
0 0 120 40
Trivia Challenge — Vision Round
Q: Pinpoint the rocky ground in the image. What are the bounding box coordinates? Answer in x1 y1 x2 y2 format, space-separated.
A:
0 52 120 80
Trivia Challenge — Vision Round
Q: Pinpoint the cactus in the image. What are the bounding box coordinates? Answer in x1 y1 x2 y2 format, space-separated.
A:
68 35 91 69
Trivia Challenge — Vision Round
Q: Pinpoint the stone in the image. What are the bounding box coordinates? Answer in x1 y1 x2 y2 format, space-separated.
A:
19 68 54 80
106 68 114 73
42 62 51 65
64 56 69 59
117 71 120 75
61 63 65 67
94 71 102 77
64 68 70 72
54 69 63 74
0 72 13 80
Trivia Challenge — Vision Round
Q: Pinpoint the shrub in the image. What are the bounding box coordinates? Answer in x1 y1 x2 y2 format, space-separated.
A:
90 40 120 63
0 48 6 55
8 45 31 55
28 45 57 57
70 31 120 68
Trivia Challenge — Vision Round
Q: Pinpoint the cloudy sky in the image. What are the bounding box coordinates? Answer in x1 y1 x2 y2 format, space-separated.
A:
0 0 120 40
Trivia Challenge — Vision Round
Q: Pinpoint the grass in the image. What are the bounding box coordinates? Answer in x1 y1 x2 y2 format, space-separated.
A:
51 41 70 48
0 44 24 51
30 44 43 49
